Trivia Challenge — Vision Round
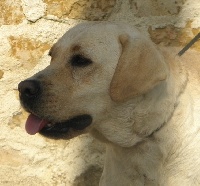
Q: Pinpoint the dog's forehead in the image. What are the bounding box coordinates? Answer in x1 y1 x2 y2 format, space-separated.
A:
50 23 123 63
58 23 121 49
50 22 142 66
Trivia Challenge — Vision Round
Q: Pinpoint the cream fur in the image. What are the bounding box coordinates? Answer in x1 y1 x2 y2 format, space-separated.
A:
23 22 200 185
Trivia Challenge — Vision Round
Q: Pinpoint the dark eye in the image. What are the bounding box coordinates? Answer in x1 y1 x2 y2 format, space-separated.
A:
70 54 92 67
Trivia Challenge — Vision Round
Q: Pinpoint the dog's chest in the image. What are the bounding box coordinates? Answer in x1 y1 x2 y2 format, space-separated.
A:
100 144 162 186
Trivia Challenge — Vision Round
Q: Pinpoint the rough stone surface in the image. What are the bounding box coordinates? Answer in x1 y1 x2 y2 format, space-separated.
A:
149 22 200 51
21 0 46 22
0 0 25 25
0 0 200 185
129 0 186 17
44 0 116 20
8 36 51 69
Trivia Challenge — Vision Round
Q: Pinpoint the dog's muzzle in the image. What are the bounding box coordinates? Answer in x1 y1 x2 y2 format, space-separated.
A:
18 79 41 100
18 79 42 111
18 80 93 139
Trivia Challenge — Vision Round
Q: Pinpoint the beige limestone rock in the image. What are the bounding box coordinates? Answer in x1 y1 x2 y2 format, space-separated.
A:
0 0 25 25
0 70 4 79
8 36 51 70
148 22 200 52
129 0 186 17
44 0 116 20
21 0 46 22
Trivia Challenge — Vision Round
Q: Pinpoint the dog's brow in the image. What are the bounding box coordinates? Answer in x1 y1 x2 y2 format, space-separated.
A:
71 44 81 52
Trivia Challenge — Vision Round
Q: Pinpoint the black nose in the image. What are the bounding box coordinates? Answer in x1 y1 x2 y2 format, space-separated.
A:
18 80 41 98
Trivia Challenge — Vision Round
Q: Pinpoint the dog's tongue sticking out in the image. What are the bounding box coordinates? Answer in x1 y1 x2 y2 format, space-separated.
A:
25 114 48 135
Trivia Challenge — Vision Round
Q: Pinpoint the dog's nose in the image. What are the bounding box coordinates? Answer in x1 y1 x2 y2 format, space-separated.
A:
18 80 41 98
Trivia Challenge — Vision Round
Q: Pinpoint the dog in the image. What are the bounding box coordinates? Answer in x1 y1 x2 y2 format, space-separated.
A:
18 22 200 185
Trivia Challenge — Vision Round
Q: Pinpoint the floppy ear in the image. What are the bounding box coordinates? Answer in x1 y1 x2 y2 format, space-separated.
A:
110 34 169 102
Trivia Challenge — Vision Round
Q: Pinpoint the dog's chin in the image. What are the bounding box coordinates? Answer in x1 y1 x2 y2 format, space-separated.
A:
40 114 93 139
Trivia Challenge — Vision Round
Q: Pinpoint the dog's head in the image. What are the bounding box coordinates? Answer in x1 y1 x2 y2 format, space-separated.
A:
18 22 168 145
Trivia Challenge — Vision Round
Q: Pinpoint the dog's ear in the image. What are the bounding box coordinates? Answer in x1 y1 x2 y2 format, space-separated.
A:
110 34 169 102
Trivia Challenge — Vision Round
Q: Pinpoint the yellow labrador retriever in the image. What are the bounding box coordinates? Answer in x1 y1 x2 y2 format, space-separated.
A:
18 22 200 185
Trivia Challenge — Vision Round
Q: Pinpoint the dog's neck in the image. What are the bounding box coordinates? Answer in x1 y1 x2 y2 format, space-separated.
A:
99 73 189 186
94 54 187 147
96 50 189 186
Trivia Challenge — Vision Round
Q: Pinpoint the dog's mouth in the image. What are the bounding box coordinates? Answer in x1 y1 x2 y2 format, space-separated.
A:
25 114 92 139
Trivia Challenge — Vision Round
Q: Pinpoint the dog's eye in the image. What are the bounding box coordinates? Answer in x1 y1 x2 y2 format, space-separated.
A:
70 55 92 67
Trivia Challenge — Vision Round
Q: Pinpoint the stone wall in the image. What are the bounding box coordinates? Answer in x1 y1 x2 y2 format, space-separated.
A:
0 0 200 185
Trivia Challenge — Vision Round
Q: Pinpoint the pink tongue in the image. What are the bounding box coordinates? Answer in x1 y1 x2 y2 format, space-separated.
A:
25 114 49 135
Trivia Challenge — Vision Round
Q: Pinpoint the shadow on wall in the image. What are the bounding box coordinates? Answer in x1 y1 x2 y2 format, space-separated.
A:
73 165 103 186
129 0 186 17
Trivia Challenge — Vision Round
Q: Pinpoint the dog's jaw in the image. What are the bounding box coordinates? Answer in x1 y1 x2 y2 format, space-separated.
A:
25 113 93 139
